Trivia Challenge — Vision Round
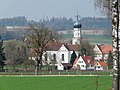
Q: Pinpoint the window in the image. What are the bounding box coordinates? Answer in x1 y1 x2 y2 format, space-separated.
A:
62 54 64 61
98 66 100 68
81 65 84 67
53 54 56 61
78 61 83 63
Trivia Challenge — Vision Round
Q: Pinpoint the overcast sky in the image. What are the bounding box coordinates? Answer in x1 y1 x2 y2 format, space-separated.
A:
0 0 104 21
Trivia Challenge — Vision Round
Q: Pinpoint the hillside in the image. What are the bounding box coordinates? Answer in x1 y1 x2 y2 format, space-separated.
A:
0 16 112 30
80 17 112 30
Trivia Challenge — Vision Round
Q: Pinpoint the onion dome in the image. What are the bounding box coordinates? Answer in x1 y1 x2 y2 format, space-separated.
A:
73 22 82 28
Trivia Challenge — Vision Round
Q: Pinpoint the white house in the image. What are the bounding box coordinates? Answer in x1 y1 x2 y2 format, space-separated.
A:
46 42 79 70
94 61 108 71
73 56 94 70
93 44 112 62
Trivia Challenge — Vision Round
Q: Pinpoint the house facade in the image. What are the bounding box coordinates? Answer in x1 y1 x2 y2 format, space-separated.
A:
93 44 112 62
94 61 108 71
73 56 94 70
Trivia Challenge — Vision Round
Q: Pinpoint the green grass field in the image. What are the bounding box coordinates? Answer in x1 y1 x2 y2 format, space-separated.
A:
63 34 112 44
0 76 112 90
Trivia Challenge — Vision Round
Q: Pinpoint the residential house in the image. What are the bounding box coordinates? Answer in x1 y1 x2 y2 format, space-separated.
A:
73 56 94 70
94 61 108 71
29 42 80 70
93 44 112 62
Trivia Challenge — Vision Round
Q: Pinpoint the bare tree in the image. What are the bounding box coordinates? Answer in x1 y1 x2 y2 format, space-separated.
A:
94 0 120 16
27 23 57 75
94 0 112 16
77 39 95 59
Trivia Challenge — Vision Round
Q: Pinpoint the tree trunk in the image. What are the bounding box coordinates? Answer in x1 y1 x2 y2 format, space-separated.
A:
35 53 43 75
39 60 42 70
112 0 120 90
35 60 40 75
1 65 3 70
13 64 16 72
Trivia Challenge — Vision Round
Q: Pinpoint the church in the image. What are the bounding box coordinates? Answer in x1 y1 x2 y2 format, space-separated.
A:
45 15 82 70
29 14 94 70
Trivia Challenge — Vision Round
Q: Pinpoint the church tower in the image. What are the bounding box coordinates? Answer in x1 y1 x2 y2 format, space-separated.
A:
72 13 82 45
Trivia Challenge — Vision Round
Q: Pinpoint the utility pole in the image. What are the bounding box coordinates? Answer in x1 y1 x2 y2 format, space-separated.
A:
112 0 120 90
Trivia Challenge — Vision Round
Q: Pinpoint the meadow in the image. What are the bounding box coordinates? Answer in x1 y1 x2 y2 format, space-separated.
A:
0 76 112 90
63 34 112 45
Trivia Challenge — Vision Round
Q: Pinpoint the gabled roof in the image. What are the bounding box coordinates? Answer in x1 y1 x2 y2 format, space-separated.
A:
73 57 79 64
97 61 108 66
29 42 80 56
29 42 62 56
97 44 112 54
82 56 94 64
64 44 79 51
73 56 94 65
46 42 79 51
45 42 62 51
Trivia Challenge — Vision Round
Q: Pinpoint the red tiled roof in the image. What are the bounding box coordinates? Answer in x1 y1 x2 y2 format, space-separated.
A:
73 57 79 64
82 56 94 64
98 61 108 66
97 45 112 54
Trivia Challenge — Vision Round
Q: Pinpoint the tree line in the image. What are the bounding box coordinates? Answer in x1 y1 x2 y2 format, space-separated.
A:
0 16 111 30
0 16 28 26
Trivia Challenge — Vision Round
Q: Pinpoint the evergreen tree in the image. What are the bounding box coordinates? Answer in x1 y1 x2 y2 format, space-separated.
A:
107 51 113 68
0 37 6 71
70 51 77 65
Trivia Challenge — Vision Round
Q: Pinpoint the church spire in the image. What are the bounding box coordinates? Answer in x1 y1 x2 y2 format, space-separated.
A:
72 13 82 45
75 12 80 22
73 12 82 28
